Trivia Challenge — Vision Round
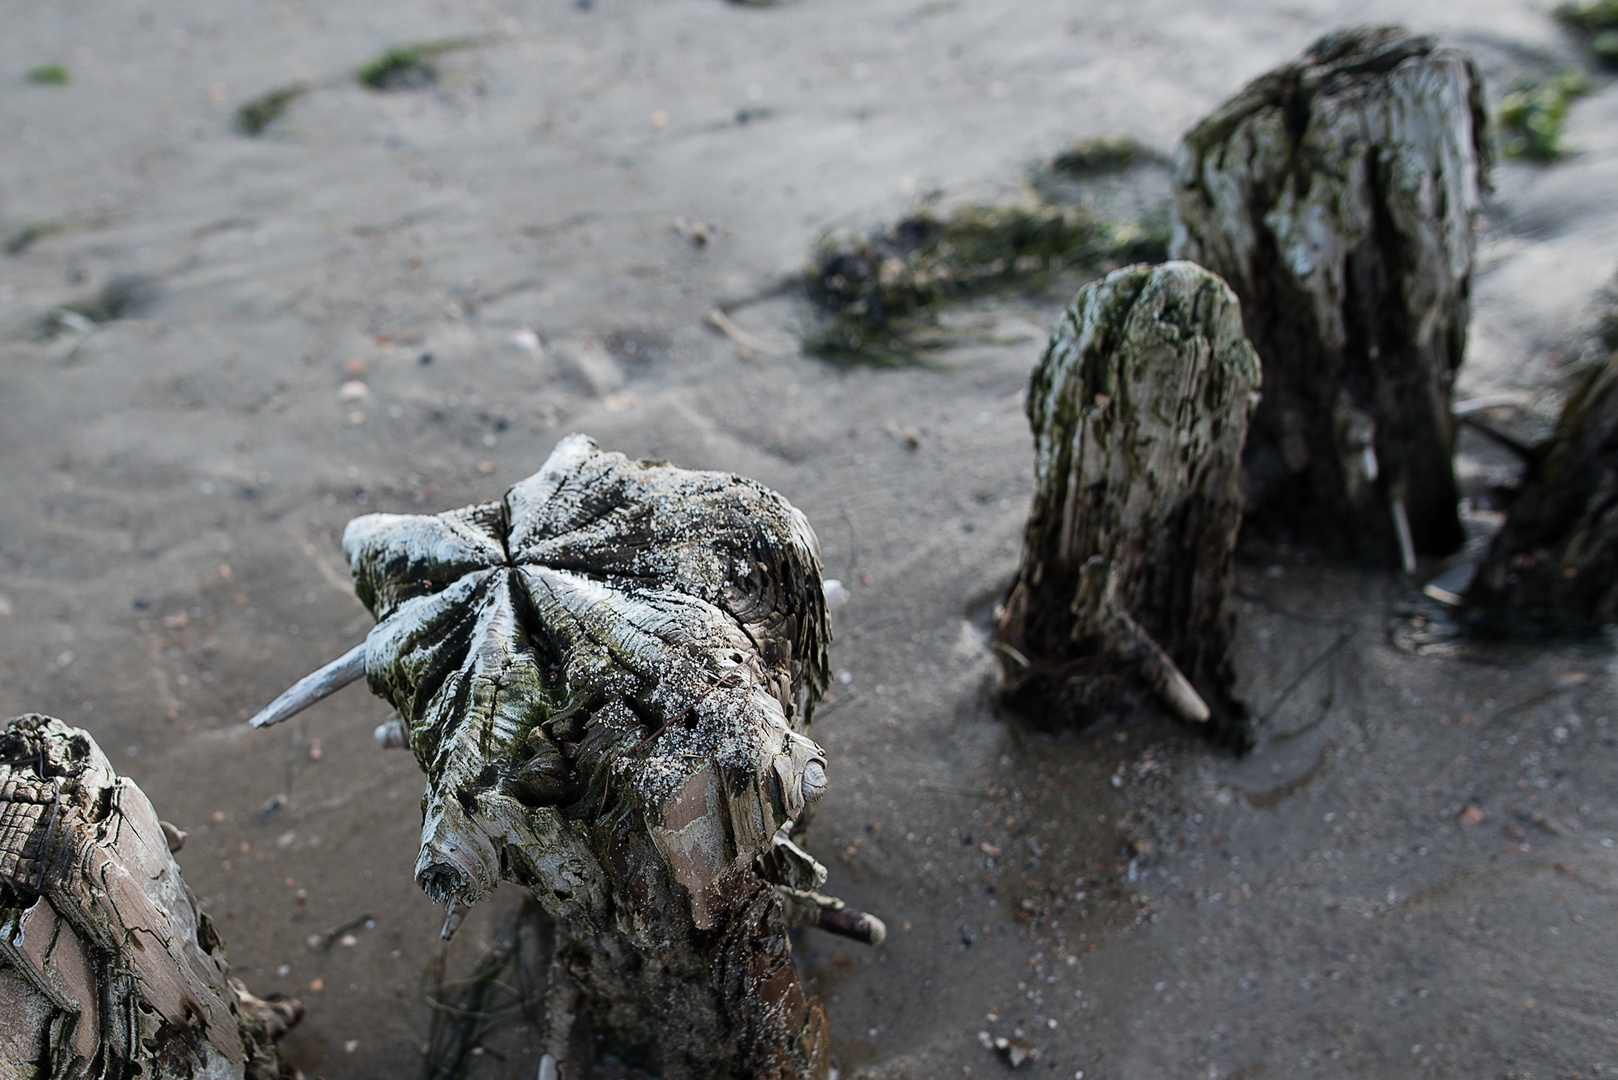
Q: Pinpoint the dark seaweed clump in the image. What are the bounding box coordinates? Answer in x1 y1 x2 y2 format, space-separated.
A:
357 39 477 91
235 83 310 136
26 64 70 85
1048 136 1144 177
4 221 66 256
1497 68 1590 160
37 275 160 338
804 201 1167 366
1557 2 1618 66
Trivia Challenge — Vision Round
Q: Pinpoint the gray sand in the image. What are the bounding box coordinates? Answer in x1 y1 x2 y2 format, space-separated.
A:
4 1 1618 1076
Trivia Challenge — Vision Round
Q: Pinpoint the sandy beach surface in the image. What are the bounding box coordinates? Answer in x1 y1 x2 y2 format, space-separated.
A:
5 1 1618 1076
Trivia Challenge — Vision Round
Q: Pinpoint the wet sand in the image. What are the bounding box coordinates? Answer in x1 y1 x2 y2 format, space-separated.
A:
4 1 1618 1076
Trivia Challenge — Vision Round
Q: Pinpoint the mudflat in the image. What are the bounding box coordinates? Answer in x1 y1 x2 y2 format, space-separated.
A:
4 1 1618 1076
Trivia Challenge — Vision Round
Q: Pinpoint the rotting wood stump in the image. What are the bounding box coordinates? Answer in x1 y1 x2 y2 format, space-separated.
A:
249 434 881 1080
0 713 302 1080
1171 26 1491 567
1466 354 1618 635
994 262 1261 749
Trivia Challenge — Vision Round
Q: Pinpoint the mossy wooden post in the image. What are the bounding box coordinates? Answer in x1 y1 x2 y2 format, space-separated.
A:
0 714 302 1080
249 435 881 1080
994 262 1261 748
1172 26 1491 566
1467 354 1618 635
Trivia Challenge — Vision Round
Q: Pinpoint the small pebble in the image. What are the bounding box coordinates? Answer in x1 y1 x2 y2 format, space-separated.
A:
993 1035 1037 1068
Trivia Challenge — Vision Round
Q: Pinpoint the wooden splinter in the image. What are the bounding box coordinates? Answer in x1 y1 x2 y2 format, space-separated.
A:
250 434 875 1080
995 262 1260 748
1172 26 1490 566
248 641 365 728
0 713 302 1080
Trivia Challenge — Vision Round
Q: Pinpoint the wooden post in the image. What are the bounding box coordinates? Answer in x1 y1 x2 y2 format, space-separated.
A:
0 713 302 1080
251 435 878 1080
1171 26 1491 565
1467 354 1618 635
994 262 1261 748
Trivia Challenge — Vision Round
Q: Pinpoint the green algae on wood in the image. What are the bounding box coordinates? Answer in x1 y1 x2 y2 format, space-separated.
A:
1172 26 1489 566
994 262 1260 749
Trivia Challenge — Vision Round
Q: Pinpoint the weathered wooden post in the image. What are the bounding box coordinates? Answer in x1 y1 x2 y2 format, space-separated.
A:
1466 354 1618 635
0 713 302 1080
994 262 1261 748
1171 26 1491 567
250 434 879 1080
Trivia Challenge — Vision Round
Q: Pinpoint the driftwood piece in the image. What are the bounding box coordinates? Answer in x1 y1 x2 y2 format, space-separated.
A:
1171 26 1491 566
1467 354 1618 635
994 262 1261 748
0 713 301 1080
251 434 876 1080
